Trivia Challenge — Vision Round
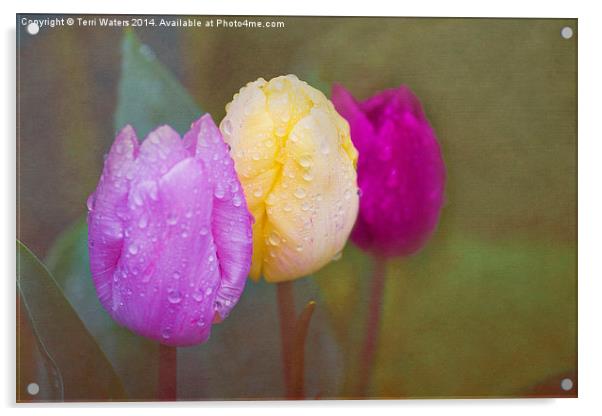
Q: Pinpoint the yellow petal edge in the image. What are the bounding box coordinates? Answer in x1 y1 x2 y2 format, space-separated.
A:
220 75 359 282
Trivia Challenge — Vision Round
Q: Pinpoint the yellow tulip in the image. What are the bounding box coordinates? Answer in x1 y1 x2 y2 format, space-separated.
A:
220 75 359 282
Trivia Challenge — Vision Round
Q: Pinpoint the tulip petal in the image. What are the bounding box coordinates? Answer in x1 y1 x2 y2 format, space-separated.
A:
183 115 253 320
331 84 374 155
262 108 359 282
136 125 190 180
333 85 446 257
88 125 139 311
222 75 359 282
116 157 219 346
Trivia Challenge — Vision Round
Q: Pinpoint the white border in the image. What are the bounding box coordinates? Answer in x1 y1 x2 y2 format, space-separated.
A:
3 1 601 415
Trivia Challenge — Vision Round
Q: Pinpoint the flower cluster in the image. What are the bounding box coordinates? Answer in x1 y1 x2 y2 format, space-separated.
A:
88 76 445 346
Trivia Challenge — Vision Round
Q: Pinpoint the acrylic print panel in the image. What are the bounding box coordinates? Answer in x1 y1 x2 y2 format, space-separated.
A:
16 14 577 402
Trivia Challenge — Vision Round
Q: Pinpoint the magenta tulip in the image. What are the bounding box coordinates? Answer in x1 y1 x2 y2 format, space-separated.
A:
332 84 445 258
86 114 253 346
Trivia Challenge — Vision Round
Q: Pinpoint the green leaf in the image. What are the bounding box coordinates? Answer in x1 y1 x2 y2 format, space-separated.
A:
47 218 343 400
177 277 344 400
115 29 202 137
40 32 210 399
17 240 127 401
45 219 159 400
314 234 577 398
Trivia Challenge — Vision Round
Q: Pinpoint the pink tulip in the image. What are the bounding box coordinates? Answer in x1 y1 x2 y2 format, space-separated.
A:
332 85 446 258
87 115 253 346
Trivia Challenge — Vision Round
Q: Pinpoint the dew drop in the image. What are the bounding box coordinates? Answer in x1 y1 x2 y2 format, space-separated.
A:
166 212 178 226
86 194 95 211
128 244 139 255
138 215 148 229
161 327 172 340
148 183 159 200
299 156 312 168
283 202 293 212
268 231 281 246
133 192 144 206
272 79 284 91
301 201 310 211
168 289 182 304
344 189 352 200
200 226 209 236
332 251 343 261
181 231 189 238
214 184 226 199
222 119 233 136
302 172 313 182
253 187 263 198
294 188 306 199
173 271 181 280
232 194 242 207
192 291 203 302
205 287 213 296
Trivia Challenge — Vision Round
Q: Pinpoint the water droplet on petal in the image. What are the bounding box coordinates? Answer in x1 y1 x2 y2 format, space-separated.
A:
299 156 312 168
332 251 343 261
173 271 181 280
205 287 213 296
133 192 143 206
148 183 159 201
253 187 263 198
200 226 209 236
166 212 178 226
161 327 172 340
128 244 139 255
214 184 226 199
222 119 233 136
86 194 95 211
294 188 306 199
167 289 182 304
268 231 281 246
232 194 242 207
138 215 148 229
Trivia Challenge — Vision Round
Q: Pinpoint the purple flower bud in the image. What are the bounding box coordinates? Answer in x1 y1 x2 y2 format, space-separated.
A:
332 84 446 258
87 115 253 346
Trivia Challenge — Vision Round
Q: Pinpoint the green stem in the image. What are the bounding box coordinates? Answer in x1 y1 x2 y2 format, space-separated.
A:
158 344 177 401
277 281 296 398
357 257 388 397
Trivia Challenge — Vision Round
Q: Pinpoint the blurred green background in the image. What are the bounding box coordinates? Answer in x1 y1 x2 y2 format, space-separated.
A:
17 16 576 401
